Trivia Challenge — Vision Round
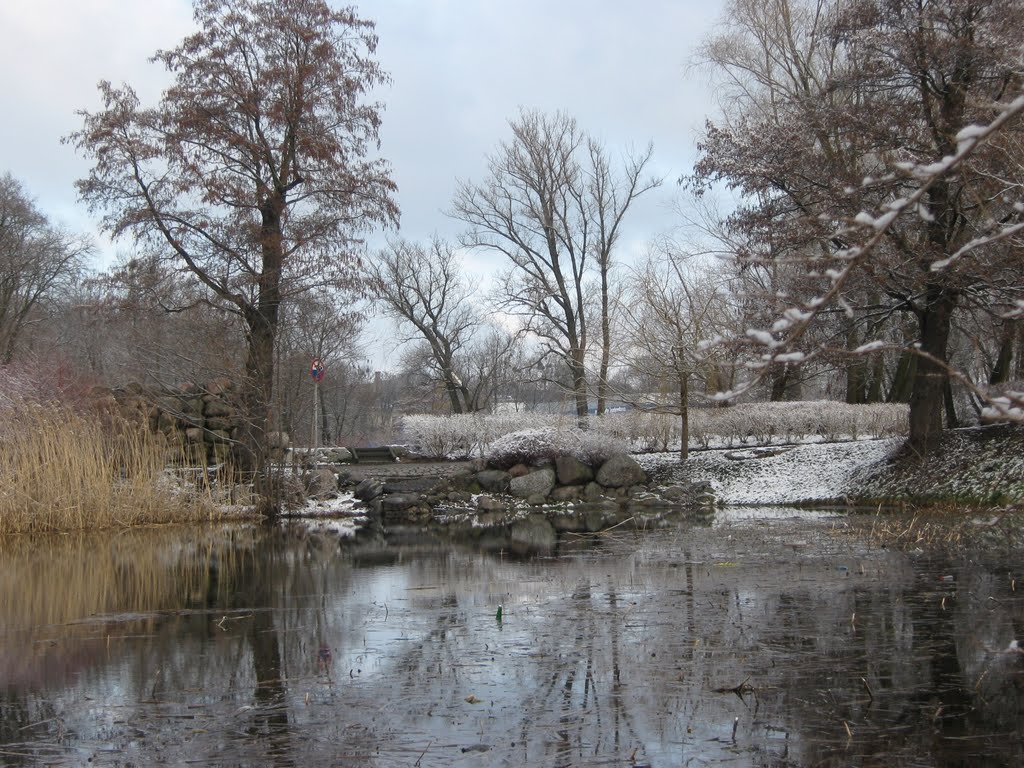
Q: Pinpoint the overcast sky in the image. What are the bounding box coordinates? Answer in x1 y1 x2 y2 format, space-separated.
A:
0 0 726 361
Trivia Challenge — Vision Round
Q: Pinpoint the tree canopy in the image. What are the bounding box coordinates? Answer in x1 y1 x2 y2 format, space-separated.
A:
69 0 398 515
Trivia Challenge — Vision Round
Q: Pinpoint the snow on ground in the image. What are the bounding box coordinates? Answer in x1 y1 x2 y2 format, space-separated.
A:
640 438 901 506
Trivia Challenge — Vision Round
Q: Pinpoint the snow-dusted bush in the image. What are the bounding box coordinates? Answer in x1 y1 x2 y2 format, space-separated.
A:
594 410 679 452
400 412 565 459
400 400 909 459
485 426 628 469
399 414 474 459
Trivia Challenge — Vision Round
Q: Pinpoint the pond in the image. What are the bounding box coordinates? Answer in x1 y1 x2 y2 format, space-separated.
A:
2 507 1024 767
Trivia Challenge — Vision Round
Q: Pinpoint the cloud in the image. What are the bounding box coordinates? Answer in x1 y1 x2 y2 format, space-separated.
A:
0 0 723 274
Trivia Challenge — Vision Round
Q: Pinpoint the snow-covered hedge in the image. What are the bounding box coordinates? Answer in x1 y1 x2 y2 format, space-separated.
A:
399 412 562 459
485 426 628 469
399 401 908 458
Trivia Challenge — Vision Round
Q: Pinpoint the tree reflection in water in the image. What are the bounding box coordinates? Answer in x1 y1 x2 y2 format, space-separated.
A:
2 518 1024 766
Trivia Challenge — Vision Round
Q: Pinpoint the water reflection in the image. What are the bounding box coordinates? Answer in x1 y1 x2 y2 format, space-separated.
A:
1 512 1023 766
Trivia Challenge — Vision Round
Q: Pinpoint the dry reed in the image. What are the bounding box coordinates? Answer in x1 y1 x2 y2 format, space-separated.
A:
0 403 221 534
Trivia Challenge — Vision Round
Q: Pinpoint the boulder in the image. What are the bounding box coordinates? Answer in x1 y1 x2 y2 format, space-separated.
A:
322 447 353 463
354 478 384 502
595 454 646 488
509 468 556 499
476 469 511 493
305 468 338 499
204 429 231 445
550 485 582 502
555 456 594 486
381 493 422 512
204 399 233 418
204 416 237 432
662 484 692 502
476 495 504 512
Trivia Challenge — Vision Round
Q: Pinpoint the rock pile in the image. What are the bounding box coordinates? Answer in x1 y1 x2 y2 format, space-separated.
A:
341 451 712 553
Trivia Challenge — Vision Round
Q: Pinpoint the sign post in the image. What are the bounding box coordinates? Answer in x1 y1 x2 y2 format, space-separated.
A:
310 357 325 448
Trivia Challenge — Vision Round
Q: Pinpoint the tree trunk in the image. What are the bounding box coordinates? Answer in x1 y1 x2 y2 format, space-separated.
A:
596 259 612 416
866 354 885 403
678 373 689 462
569 349 589 428
845 325 866 404
907 285 956 453
444 378 464 414
887 348 916 403
238 193 286 521
989 319 1018 385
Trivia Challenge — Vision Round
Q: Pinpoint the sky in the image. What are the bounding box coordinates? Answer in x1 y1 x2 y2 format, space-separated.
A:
0 0 726 361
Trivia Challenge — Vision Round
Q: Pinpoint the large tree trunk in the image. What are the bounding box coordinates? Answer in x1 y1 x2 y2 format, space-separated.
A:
678 373 689 462
238 194 286 521
989 319 1018 385
907 285 956 453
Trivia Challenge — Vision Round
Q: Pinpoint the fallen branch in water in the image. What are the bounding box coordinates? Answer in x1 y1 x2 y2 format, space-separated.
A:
712 677 754 697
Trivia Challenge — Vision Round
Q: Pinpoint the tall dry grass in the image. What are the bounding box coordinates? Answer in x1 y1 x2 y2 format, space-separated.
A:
0 403 219 534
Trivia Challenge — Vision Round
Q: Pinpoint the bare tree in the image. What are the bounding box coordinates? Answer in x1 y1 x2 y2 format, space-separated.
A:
451 109 658 425
692 0 1024 450
0 174 90 364
68 0 398 517
620 248 736 459
365 237 478 413
275 290 363 446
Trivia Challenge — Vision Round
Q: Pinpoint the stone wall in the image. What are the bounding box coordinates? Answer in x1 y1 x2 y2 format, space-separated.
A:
109 379 287 466
344 452 714 551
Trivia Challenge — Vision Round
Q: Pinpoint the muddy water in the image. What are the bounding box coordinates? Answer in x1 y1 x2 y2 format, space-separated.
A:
2 509 1024 767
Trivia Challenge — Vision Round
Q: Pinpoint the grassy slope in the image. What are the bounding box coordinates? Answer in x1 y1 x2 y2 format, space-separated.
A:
851 424 1024 507
640 423 1024 508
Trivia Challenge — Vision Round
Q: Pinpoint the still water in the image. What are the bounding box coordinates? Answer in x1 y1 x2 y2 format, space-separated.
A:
2 509 1023 767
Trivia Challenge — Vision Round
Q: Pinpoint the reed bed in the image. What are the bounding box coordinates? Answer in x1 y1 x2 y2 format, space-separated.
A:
0 403 220 534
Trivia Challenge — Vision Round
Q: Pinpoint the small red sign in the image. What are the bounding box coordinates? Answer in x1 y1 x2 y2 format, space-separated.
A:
310 357 325 382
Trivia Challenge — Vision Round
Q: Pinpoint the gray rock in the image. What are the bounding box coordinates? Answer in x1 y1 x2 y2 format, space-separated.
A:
476 495 505 512
509 468 556 499
555 456 594 486
384 477 439 494
323 447 353 463
550 485 582 502
662 484 691 501
204 399 233 418
595 454 647 488
381 493 422 512
354 478 384 501
476 469 511 493
204 429 231 445
305 467 338 499
205 416 237 432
